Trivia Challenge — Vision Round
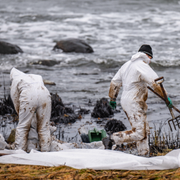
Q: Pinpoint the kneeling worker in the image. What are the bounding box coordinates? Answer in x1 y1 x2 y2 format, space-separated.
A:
103 44 172 156
10 67 51 152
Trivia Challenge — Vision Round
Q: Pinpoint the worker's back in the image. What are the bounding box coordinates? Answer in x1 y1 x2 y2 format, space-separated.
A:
120 53 151 104
10 68 50 110
10 67 49 95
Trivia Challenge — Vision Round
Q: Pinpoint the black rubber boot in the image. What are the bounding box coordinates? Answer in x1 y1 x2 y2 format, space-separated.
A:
102 136 114 150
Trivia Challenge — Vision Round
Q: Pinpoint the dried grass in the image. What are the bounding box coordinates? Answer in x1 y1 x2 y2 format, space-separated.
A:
0 164 180 180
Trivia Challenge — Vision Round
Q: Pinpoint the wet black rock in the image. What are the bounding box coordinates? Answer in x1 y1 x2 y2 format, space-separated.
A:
104 119 127 135
50 93 80 124
32 60 60 66
0 41 23 54
0 95 16 115
43 80 56 86
53 38 94 53
91 98 114 118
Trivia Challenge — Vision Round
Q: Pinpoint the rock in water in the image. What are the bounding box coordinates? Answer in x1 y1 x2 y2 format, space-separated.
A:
0 41 23 54
104 119 127 135
53 38 94 53
0 95 16 115
43 80 56 86
50 93 80 124
91 98 114 118
32 60 60 66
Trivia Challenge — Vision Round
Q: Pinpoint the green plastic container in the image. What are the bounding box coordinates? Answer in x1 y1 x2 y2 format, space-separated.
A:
88 128 107 142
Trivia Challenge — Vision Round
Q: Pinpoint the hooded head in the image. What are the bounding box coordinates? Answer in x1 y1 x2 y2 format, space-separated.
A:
131 52 151 64
10 67 25 82
138 44 153 59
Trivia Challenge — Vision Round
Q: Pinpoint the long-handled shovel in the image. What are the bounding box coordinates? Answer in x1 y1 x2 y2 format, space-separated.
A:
147 76 180 131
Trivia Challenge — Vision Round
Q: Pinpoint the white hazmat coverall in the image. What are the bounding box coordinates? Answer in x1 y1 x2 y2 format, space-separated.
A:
10 68 51 152
109 52 164 156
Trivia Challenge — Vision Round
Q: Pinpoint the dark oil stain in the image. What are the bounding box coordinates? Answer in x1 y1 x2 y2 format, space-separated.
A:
109 82 121 100
132 128 136 132
125 130 133 135
134 83 148 102
42 103 46 109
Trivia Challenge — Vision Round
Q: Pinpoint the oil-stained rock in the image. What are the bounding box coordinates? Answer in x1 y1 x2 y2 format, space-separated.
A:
43 80 56 86
0 95 16 115
104 119 127 135
0 41 23 54
32 60 60 66
53 38 94 53
91 98 114 118
50 93 80 124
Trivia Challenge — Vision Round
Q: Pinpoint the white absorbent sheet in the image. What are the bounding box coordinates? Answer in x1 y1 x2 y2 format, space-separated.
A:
0 149 180 170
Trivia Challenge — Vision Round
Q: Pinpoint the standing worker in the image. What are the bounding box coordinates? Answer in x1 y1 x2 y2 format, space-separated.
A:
103 44 172 156
10 67 51 152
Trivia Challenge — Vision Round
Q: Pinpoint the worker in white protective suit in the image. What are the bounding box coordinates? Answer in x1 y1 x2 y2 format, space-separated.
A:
10 68 51 152
103 45 172 156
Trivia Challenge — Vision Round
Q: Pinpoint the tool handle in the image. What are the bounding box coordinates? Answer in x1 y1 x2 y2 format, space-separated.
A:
169 107 175 119
155 76 164 82
154 76 169 105
158 82 175 119
148 86 180 114
159 83 169 104
172 105 180 114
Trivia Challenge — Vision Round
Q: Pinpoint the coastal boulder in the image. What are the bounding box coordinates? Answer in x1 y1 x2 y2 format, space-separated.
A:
91 98 114 118
0 95 16 115
50 93 80 124
53 38 94 53
32 60 60 66
104 119 127 135
0 41 23 54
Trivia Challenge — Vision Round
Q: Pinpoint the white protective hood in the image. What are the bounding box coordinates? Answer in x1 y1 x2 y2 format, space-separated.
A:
131 52 151 64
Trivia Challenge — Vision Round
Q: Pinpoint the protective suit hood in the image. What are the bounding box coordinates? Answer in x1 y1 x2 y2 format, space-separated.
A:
10 67 25 81
131 52 151 64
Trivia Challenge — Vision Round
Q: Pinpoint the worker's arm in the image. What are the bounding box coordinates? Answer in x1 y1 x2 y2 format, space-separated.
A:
138 62 171 103
109 68 122 109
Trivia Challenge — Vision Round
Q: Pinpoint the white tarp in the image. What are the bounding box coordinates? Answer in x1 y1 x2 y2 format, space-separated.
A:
0 149 180 170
